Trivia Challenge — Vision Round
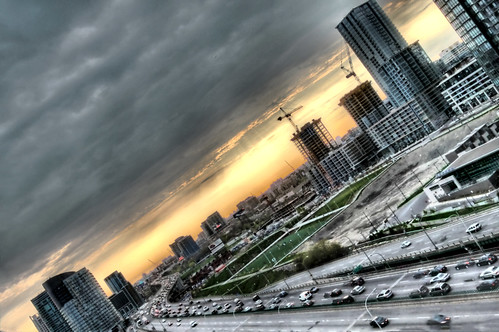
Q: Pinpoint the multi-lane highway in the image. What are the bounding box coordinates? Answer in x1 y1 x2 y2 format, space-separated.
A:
265 207 499 291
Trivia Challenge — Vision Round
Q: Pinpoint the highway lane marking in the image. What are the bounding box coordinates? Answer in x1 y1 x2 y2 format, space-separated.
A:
345 311 367 331
390 272 407 289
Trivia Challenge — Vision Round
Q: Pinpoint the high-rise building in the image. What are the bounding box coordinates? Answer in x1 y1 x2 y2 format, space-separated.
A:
104 270 144 319
433 0 499 86
31 290 72 332
437 41 473 72
169 235 200 258
42 268 122 332
337 0 407 104
29 313 52 332
337 0 451 122
105 271 128 295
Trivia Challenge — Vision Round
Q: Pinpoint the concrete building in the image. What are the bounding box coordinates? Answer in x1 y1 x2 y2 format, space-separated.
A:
339 81 389 133
291 119 336 164
236 196 260 212
439 57 498 114
30 314 50 332
169 235 200 258
201 211 226 235
31 291 72 332
42 268 122 332
434 0 499 87
437 41 473 72
445 119 499 163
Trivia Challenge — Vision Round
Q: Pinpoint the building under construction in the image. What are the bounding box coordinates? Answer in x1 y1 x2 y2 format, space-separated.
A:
291 119 336 164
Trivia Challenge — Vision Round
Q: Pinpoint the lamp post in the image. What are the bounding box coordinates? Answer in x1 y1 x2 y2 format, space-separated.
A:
344 236 377 272
420 223 438 251
409 169 424 187
458 215 484 253
370 253 391 269
394 182 407 200
365 288 381 329
386 204 402 225
363 210 376 230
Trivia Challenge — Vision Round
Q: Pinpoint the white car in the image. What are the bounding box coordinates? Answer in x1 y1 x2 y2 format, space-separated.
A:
480 266 499 279
190 321 198 327
202 306 209 312
255 299 263 305
299 291 312 301
466 222 482 233
401 240 411 248
350 285 366 295
430 273 451 284
286 302 295 308
376 289 393 300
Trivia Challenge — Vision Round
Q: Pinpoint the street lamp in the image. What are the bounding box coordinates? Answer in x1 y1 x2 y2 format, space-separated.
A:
363 210 376 230
344 235 377 272
370 253 391 269
365 288 382 329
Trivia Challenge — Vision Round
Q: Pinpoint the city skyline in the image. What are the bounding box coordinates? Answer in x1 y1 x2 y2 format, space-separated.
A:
0 1 460 331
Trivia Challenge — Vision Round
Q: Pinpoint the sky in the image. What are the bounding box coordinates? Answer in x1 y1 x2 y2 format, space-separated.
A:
0 1 459 331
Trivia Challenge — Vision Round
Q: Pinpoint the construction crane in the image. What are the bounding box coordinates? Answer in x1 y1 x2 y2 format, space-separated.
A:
277 105 303 132
340 44 361 84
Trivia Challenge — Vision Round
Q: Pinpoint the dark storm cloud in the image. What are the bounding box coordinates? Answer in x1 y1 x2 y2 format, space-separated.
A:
0 0 365 296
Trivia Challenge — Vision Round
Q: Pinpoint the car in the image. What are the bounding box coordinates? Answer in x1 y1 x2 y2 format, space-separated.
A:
224 303 231 308
211 309 218 315
476 279 499 291
272 297 281 304
429 282 451 296
324 288 342 298
177 318 182 322
426 314 451 326
302 299 314 307
216 305 222 310
299 291 313 301
455 259 475 270
285 302 295 308
346 276 365 286
351 285 366 295
190 321 198 327
202 306 209 312
430 273 451 284
252 294 260 301
242 306 252 312
233 306 243 313
332 295 355 305
269 303 278 310
370 316 389 328
310 287 319 293
255 299 263 305
162 319 166 323
466 222 482 233
212 302 217 307
409 285 429 298
279 291 288 298
233 298 240 304
401 240 412 248
430 265 448 276
176 322 181 327
222 307 229 313
479 266 499 279
167 322 173 326
255 303 265 311
412 269 430 279
476 253 498 266
376 289 393 301
197 304 202 309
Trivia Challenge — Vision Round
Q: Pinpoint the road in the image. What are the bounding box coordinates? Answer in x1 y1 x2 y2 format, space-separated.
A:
147 294 499 331
265 206 499 291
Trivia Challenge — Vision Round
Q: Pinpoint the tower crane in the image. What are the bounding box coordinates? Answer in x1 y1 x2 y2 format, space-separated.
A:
340 44 361 84
277 105 303 132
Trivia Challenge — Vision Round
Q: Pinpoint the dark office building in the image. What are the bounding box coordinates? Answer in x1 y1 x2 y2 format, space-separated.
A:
31 291 72 332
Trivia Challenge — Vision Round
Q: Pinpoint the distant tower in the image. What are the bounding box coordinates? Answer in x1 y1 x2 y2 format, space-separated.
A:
29 314 50 332
43 268 122 332
31 290 72 332
105 271 145 319
170 235 200 258
433 0 499 86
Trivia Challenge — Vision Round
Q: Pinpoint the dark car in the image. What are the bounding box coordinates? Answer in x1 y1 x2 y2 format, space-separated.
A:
430 265 448 276
409 285 429 298
233 306 243 313
346 276 365 286
429 282 451 296
252 294 260 301
476 279 499 291
324 288 342 298
370 316 389 328
255 303 265 311
278 291 288 298
455 260 475 270
302 299 314 307
426 314 451 326
332 295 354 305
211 309 218 315
476 253 498 266
413 269 430 279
